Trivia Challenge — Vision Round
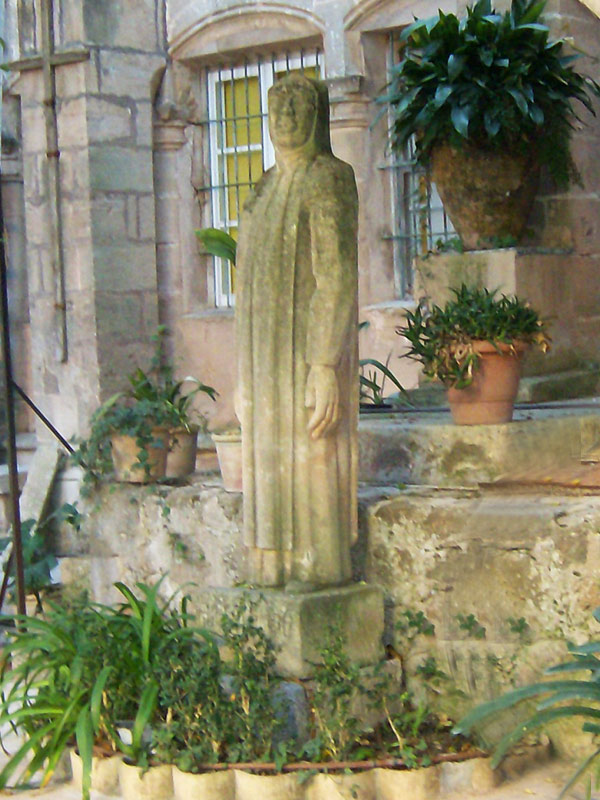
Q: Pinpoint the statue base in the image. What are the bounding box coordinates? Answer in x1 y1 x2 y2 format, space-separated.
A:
193 583 385 678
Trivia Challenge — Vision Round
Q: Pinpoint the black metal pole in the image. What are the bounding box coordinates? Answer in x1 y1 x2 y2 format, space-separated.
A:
0 185 26 616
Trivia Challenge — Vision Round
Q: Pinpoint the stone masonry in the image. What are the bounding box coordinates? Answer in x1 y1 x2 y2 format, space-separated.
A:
9 0 166 440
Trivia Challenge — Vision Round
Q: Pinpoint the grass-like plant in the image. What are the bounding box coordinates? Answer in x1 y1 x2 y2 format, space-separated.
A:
378 0 600 187
398 284 550 388
454 606 600 798
0 579 194 799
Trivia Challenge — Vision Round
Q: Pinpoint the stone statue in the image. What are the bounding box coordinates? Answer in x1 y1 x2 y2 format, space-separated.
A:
235 74 359 590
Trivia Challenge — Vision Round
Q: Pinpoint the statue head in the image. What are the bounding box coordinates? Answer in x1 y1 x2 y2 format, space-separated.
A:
268 74 332 159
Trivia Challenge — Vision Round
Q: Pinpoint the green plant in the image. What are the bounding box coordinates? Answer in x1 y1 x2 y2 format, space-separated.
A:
0 579 197 798
358 321 410 407
307 629 365 761
457 613 487 639
377 0 600 187
0 519 58 612
72 327 217 490
454 606 600 798
196 227 237 264
359 356 410 406
398 284 550 388
396 609 436 641
151 598 285 771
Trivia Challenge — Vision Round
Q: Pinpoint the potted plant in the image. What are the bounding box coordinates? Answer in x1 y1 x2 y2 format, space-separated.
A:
73 329 217 486
377 0 600 249
398 284 550 424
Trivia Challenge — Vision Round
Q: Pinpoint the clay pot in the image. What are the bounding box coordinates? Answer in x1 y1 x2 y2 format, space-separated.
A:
166 426 199 478
172 766 234 800
212 429 243 492
110 428 168 483
118 760 173 800
70 749 122 795
430 142 539 250
446 341 526 425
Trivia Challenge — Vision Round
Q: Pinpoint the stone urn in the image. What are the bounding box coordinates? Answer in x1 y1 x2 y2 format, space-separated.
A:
166 426 199 478
430 142 539 250
110 428 169 483
212 429 243 492
446 340 526 425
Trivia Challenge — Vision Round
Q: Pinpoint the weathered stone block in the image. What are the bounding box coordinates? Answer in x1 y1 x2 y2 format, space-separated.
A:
86 97 133 143
90 195 128 243
358 412 597 487
93 242 157 292
89 146 154 192
193 584 385 678
97 52 166 98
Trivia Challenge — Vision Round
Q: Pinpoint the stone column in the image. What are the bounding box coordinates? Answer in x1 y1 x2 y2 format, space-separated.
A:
11 1 167 441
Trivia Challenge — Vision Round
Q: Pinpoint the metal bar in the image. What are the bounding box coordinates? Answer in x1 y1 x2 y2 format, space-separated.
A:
0 550 14 615
41 0 68 361
0 180 26 617
13 382 74 454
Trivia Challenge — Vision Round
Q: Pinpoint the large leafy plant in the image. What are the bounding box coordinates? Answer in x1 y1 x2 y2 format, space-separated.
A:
398 284 550 388
454 606 600 798
379 0 600 186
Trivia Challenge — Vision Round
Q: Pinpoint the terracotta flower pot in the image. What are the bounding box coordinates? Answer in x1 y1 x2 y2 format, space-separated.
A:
110 428 168 483
166 426 199 478
212 429 243 492
118 760 173 800
430 142 539 250
446 340 526 425
70 749 122 795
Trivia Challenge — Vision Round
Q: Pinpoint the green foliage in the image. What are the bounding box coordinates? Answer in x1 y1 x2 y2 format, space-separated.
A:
0 519 58 611
196 228 237 264
308 629 364 761
71 327 217 490
0 579 194 798
151 598 285 772
507 616 530 639
396 609 436 640
359 357 410 406
358 322 411 407
378 0 600 187
457 613 487 639
454 606 600 797
398 283 550 388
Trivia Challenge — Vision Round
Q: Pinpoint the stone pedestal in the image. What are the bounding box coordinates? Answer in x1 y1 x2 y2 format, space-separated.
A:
193 583 385 678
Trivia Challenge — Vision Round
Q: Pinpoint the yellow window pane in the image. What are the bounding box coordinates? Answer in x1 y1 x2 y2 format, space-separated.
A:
224 76 262 147
274 65 319 81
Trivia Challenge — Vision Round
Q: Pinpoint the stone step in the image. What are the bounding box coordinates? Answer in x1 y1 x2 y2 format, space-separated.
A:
365 485 600 744
358 402 600 487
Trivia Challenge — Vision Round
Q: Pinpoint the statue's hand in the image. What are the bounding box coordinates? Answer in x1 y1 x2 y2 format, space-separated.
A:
305 365 339 440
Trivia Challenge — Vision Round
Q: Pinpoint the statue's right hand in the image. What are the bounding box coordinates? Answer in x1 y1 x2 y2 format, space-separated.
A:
305 365 339 440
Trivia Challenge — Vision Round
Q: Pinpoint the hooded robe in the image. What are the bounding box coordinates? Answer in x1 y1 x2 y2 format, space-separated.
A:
236 75 358 588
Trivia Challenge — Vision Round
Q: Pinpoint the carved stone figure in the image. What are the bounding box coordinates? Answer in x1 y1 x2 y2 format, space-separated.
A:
236 74 359 590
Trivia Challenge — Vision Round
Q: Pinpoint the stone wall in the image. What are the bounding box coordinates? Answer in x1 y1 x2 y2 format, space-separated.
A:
3 0 600 440
7 0 167 441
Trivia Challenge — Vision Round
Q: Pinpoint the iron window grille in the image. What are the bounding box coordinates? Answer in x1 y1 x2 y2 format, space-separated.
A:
384 32 454 298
